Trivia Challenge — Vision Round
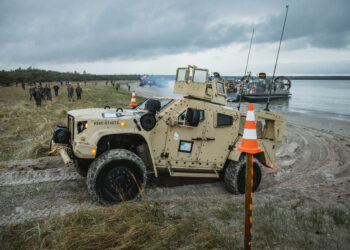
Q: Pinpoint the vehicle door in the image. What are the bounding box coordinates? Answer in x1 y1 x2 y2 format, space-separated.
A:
198 103 240 168
163 101 206 167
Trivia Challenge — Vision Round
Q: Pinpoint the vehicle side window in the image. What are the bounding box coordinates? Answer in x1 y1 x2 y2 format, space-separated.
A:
193 70 207 83
217 81 225 94
178 110 205 122
176 69 187 82
217 113 233 126
178 110 186 123
199 110 205 120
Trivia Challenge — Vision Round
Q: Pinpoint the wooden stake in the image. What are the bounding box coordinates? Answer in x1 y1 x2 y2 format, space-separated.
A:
244 153 254 250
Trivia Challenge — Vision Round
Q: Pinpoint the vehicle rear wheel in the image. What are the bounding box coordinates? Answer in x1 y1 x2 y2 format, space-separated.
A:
87 149 147 205
223 156 262 194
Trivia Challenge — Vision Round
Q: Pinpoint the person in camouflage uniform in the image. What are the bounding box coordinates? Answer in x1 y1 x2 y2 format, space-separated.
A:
67 83 74 101
33 84 42 107
45 84 52 100
76 83 82 100
53 84 60 96
29 84 35 100
37 84 44 100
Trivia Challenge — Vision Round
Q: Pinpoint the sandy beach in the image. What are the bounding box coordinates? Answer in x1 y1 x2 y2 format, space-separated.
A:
1 84 349 230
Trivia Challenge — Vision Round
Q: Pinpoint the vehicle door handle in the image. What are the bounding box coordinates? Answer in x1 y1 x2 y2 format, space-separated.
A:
206 137 215 141
191 137 203 141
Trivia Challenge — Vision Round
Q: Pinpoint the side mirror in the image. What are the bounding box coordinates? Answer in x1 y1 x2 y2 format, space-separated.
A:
185 108 200 127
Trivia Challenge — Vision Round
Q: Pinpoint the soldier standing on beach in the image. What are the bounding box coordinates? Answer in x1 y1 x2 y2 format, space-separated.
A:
33 84 42 107
21 82 25 90
29 84 35 100
76 83 82 100
67 83 74 101
53 84 60 96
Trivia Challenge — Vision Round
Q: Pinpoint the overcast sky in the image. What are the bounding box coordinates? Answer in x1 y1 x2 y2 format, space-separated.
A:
0 0 349 75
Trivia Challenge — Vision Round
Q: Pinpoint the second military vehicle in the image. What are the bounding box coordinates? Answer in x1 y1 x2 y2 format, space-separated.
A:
50 65 286 205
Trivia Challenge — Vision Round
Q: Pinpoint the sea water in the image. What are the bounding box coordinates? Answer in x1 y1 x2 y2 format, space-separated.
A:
269 80 350 121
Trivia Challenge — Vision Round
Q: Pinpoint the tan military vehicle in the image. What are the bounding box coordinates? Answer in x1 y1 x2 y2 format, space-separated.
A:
50 65 285 204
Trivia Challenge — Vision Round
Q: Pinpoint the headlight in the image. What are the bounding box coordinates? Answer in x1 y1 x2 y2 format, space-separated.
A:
77 121 88 133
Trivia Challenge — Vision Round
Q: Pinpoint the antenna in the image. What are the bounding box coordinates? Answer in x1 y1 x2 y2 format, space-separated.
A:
238 28 254 111
265 5 289 111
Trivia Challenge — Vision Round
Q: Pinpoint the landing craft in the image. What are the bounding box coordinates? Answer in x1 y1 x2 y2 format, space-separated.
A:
234 73 292 102
232 5 291 105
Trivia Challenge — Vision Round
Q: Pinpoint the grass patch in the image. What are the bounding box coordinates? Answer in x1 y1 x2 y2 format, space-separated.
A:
212 201 241 221
0 82 146 162
0 202 227 250
0 199 349 249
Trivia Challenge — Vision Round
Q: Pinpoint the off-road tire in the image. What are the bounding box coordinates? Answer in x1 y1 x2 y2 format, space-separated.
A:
87 149 147 205
223 157 262 194
73 158 92 177
52 126 69 144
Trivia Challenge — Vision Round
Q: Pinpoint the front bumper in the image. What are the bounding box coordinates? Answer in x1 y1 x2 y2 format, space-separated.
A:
49 141 73 167
49 125 72 167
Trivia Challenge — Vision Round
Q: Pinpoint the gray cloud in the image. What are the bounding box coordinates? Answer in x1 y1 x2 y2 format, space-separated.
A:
0 0 349 65
256 0 350 49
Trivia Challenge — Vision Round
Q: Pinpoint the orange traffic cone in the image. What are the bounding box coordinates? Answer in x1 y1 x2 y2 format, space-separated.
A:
130 90 137 106
235 104 263 154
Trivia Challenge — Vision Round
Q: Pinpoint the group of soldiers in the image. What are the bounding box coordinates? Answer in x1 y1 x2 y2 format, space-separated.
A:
105 80 129 92
19 80 131 107
25 82 83 107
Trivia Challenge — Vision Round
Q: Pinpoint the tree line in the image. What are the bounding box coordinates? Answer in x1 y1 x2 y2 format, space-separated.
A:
0 67 141 86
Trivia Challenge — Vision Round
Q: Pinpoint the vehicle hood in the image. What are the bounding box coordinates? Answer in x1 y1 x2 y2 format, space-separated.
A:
68 108 146 120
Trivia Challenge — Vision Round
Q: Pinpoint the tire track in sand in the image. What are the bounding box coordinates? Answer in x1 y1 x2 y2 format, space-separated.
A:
1 124 350 227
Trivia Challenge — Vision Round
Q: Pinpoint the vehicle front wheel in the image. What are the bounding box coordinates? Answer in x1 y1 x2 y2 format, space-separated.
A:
223 156 262 194
87 149 147 205
73 158 92 177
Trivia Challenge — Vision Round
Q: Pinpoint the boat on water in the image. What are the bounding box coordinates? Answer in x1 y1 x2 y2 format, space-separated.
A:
234 72 291 102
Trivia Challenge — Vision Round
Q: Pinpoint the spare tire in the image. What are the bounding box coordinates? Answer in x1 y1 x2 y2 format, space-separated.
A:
145 99 161 114
53 126 69 144
140 113 157 131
